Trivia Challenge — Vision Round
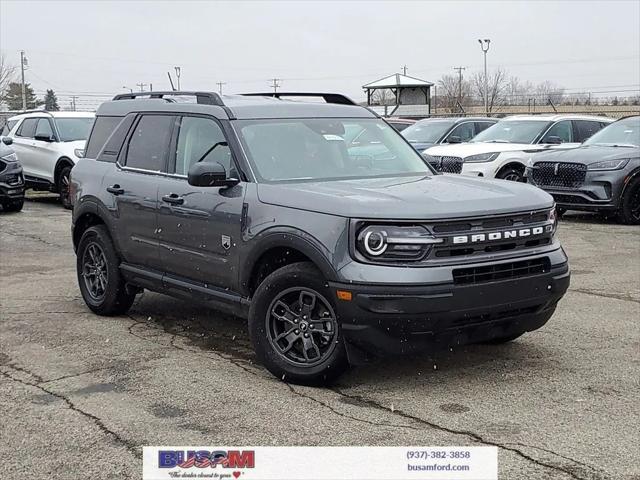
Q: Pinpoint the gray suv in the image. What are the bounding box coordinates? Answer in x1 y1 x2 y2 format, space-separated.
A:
71 91 570 384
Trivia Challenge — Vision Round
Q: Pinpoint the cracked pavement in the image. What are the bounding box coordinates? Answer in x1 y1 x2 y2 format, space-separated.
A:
1 195 639 480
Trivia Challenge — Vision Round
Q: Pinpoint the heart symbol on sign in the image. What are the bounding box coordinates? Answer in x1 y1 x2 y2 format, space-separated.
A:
232 472 241 479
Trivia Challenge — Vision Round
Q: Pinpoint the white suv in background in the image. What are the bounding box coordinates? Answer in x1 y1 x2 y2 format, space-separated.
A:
423 114 613 182
6 111 95 208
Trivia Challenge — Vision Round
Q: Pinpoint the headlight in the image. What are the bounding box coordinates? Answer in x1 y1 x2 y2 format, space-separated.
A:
0 152 18 162
549 207 558 232
464 152 500 163
356 225 443 262
74 148 85 158
587 159 629 171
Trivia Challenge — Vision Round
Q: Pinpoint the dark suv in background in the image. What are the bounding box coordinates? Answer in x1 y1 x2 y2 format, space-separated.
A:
0 136 25 212
71 91 570 384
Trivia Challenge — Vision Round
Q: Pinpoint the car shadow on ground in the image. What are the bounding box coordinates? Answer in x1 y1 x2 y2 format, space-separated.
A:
561 210 625 225
127 291 559 388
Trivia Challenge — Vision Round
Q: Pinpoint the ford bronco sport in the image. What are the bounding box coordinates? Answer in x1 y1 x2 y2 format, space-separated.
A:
71 91 570 384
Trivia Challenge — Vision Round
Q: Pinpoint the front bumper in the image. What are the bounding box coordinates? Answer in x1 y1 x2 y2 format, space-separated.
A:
526 167 627 212
0 163 25 201
330 250 570 360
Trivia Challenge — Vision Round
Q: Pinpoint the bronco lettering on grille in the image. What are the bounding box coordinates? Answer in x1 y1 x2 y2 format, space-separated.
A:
452 226 548 244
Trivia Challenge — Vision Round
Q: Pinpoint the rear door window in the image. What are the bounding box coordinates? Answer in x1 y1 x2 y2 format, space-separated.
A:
85 116 123 159
124 115 174 171
16 118 38 138
574 120 604 143
1 119 17 135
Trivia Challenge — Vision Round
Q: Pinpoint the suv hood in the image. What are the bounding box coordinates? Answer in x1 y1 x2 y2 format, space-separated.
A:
532 144 640 165
257 175 553 219
408 141 436 152
425 142 547 158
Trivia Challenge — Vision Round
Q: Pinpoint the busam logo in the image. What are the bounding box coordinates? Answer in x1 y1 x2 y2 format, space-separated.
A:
159 449 255 470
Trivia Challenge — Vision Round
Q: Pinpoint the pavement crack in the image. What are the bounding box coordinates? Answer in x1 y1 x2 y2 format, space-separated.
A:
1 230 63 248
570 288 640 304
0 367 141 460
331 388 608 480
40 367 107 385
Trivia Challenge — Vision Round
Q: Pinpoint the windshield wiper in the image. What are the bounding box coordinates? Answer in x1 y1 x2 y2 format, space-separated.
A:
485 139 511 143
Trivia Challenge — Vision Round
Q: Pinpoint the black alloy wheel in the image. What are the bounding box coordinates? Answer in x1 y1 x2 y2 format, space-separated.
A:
81 242 109 301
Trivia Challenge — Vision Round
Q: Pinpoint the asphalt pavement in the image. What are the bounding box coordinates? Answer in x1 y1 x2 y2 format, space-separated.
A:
1 195 638 480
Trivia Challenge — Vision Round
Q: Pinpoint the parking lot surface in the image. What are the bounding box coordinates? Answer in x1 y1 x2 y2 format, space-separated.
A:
1 195 639 480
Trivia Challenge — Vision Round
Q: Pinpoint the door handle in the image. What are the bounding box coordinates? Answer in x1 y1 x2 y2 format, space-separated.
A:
162 193 184 205
106 184 124 195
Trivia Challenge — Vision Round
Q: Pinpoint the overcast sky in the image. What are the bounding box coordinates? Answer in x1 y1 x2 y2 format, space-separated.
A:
1 0 639 109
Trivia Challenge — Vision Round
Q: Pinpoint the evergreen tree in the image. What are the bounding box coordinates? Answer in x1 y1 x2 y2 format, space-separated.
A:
44 89 59 111
5 82 43 110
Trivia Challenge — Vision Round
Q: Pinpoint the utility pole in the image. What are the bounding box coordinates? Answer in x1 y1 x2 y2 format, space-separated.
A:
122 86 133 93
70 96 78 111
174 67 181 90
453 66 466 105
216 81 226 95
269 78 281 93
20 50 28 110
136 83 147 92
402 65 408 75
478 38 491 115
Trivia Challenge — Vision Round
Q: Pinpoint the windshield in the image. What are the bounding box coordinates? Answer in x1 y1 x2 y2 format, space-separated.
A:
235 118 431 182
56 117 94 142
584 117 640 147
472 120 551 144
402 120 455 143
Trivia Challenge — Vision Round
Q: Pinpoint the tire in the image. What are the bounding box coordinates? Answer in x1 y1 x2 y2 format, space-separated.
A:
481 332 524 344
58 165 73 210
617 177 640 225
76 225 136 315
249 262 349 385
556 207 567 218
496 167 524 182
2 198 24 212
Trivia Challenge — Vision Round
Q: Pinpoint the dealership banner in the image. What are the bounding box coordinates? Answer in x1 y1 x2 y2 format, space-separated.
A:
143 446 498 480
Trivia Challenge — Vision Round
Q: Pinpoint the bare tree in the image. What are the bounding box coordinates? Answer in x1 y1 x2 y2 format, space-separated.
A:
506 76 534 105
371 88 396 106
0 53 18 104
437 74 471 113
471 68 508 112
535 80 565 106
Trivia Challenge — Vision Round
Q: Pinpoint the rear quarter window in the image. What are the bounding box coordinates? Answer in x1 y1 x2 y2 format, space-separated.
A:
85 116 123 159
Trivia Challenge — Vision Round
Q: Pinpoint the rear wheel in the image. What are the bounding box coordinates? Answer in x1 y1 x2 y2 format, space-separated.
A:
617 177 640 225
77 225 136 315
58 165 73 210
496 167 524 182
249 262 348 385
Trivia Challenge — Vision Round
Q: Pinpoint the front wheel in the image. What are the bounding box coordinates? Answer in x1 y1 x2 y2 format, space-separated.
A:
249 262 349 385
496 167 524 182
617 177 640 225
58 165 73 210
77 225 137 315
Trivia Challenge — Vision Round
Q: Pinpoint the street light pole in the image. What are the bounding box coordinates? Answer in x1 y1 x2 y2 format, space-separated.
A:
174 66 181 90
20 50 28 110
478 39 491 115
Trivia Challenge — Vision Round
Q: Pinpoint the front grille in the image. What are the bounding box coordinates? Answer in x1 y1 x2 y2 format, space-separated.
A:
531 162 587 188
453 257 550 285
428 156 463 174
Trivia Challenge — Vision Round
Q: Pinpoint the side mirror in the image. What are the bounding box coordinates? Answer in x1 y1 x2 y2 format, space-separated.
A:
34 133 54 142
447 135 462 144
1 137 12 145
188 162 239 188
545 136 562 145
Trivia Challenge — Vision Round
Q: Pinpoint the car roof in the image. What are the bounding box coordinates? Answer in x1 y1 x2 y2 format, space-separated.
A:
499 114 614 122
95 92 376 120
8 111 95 120
415 117 496 124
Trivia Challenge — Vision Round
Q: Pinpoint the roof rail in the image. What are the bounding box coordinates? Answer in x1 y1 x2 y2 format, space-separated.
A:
112 91 224 106
240 92 357 106
14 109 53 116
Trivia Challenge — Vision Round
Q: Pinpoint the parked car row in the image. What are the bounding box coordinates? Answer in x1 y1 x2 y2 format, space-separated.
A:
401 114 639 224
1 111 95 209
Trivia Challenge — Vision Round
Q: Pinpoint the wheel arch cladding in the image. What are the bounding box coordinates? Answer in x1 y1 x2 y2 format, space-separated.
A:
73 208 105 251
241 233 338 297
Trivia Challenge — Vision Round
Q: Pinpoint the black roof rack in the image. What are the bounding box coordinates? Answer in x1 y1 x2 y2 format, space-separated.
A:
112 91 224 106
240 92 357 106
